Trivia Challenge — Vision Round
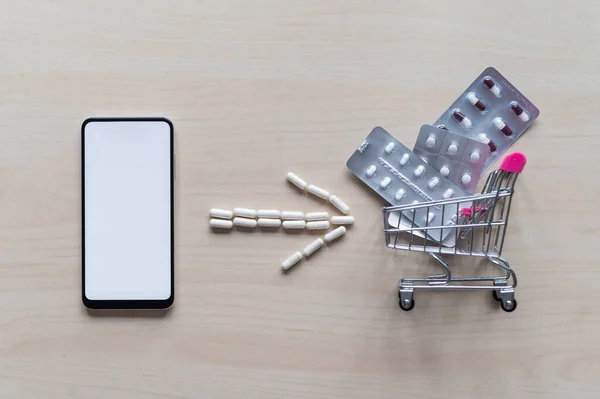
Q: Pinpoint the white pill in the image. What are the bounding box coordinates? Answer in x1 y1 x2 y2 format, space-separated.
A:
366 165 377 177
424 212 435 224
257 209 281 219
329 195 350 214
447 142 459 155
443 189 455 199
209 209 233 219
282 220 306 229
493 117 506 131
331 216 354 225
306 221 330 230
384 142 395 154
209 219 233 229
380 177 392 189
306 212 329 221
281 251 303 271
440 165 450 177
281 211 304 220
324 226 347 243
258 218 281 228
287 172 308 191
302 238 324 257
414 165 426 178
233 208 257 218
307 184 330 200
233 217 257 228
469 152 481 163
477 133 490 144
425 135 436 148
399 153 410 166
428 177 440 189
395 188 406 201
461 173 472 185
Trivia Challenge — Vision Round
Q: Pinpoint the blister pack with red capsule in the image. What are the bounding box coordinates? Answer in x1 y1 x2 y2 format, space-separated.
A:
433 67 539 171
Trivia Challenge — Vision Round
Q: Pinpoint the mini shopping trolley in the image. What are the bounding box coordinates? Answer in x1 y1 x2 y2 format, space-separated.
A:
382 153 526 312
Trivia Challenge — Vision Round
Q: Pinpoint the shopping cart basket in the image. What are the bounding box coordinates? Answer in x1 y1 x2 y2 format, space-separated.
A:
382 152 526 312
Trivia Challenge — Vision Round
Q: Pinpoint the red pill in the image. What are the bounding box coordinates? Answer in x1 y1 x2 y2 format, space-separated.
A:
483 76 501 97
510 101 530 122
493 117 513 136
466 92 486 111
452 109 472 128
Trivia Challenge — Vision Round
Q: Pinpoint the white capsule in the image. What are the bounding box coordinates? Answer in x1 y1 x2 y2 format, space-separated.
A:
477 133 490 144
440 165 450 177
380 177 392 189
384 142 395 154
209 208 233 219
331 216 355 225
462 116 473 129
424 212 435 224
305 212 329 221
399 153 410 166
302 238 324 257
443 189 455 199
306 221 330 230
469 152 481 163
329 195 350 214
447 142 459 156
466 92 478 105
414 165 426 178
257 209 281 219
366 165 377 177
428 177 440 189
395 188 406 201
209 219 233 229
233 208 257 218
425 135 436 148
461 173 472 185
493 117 506 131
257 218 281 228
281 211 304 220
282 220 306 229
324 226 346 243
233 217 257 228
281 251 303 271
307 184 330 200
287 172 308 191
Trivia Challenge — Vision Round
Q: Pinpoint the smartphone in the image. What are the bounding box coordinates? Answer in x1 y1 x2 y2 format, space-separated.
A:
82 118 174 309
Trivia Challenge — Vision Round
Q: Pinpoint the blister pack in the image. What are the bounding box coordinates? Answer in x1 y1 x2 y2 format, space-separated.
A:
413 124 490 193
434 67 539 171
346 126 469 242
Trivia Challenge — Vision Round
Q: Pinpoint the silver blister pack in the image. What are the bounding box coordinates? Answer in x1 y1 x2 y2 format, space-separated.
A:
434 67 539 171
346 126 469 242
413 124 490 193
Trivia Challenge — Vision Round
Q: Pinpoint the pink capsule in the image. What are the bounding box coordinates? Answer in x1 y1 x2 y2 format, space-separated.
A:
483 76 501 97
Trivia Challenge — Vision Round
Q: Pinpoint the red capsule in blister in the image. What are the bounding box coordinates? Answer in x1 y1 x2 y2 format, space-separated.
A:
478 133 497 153
483 76 501 97
510 101 530 122
466 92 486 111
493 117 513 136
451 109 472 129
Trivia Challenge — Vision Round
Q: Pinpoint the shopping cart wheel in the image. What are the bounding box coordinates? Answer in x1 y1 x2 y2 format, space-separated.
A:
399 298 415 311
500 299 518 312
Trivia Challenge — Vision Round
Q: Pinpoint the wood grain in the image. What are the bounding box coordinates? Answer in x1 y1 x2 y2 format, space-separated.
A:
1 1 599 398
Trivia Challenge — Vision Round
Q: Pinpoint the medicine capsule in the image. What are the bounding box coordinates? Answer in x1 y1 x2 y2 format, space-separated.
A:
305 211 329 221
443 189 455 199
307 184 330 200
384 142 396 154
281 251 303 271
425 135 436 148
306 221 329 230
510 101 530 122
483 76 501 97
428 177 440 189
257 209 281 219
466 92 486 111
414 165 426 178
233 217 258 228
399 154 410 166
447 142 459 156
380 177 392 189
210 219 233 229
233 208 257 218
440 165 450 177
302 238 324 257
287 172 308 191
366 165 377 177
257 218 282 228
461 173 472 186
282 220 306 229
493 117 513 136
469 152 481 163
395 188 406 201
324 226 346 243
209 208 233 219
329 195 349 214
330 216 355 225
452 109 472 129
281 211 304 220
477 133 497 153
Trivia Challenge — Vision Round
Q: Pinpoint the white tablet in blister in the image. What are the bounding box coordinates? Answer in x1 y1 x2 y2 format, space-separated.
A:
82 118 174 309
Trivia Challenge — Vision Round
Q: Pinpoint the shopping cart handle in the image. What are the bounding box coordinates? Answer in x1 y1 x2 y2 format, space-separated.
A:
499 152 527 173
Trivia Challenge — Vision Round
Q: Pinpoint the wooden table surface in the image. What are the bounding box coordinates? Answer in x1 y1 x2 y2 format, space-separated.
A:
1 1 598 398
